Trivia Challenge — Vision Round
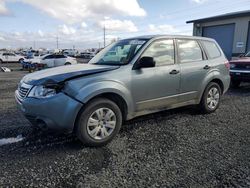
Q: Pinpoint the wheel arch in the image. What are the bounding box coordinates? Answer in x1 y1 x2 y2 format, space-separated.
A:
73 91 129 133
198 75 225 102
210 78 224 93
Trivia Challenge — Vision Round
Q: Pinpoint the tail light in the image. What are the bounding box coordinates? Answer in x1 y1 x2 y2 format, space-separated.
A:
224 61 230 70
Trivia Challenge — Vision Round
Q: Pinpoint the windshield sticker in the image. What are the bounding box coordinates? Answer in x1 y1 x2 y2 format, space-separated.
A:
129 40 146 45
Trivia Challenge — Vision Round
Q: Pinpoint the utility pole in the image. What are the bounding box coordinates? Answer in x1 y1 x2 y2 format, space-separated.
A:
103 24 106 48
56 35 59 49
33 41 36 50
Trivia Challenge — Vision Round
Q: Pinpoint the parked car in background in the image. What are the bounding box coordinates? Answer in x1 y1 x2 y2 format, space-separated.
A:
0 52 25 63
28 54 77 68
230 51 250 87
75 55 91 64
80 52 96 59
63 49 78 57
76 52 95 64
15 35 230 146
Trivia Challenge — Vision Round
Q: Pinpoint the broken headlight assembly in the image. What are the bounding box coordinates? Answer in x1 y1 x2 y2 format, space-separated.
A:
28 85 61 99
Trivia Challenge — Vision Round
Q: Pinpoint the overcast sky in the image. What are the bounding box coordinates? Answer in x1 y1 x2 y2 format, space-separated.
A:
0 0 249 49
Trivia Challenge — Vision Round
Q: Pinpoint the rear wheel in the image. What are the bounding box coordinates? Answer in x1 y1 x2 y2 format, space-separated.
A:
231 80 241 88
76 98 122 147
0 59 3 64
65 62 71 65
200 82 221 113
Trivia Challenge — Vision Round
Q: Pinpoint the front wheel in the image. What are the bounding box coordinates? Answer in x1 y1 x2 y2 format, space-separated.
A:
200 82 221 113
76 98 122 147
65 62 71 65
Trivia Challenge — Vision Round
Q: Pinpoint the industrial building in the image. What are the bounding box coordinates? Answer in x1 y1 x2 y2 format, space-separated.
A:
187 10 250 59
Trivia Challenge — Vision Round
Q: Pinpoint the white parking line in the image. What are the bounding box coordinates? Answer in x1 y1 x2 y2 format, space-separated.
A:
0 135 24 146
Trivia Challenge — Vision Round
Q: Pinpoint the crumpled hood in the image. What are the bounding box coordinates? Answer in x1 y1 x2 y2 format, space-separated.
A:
22 64 119 85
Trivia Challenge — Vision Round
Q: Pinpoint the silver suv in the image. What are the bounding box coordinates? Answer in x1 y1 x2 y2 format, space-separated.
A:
15 35 230 146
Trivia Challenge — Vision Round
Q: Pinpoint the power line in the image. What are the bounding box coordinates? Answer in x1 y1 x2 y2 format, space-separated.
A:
133 0 250 26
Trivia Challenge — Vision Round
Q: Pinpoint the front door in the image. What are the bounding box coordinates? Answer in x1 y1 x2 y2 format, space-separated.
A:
2 53 9 62
131 39 181 111
42 55 55 67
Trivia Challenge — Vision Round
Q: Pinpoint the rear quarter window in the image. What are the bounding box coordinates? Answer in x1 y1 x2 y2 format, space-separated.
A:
202 40 221 59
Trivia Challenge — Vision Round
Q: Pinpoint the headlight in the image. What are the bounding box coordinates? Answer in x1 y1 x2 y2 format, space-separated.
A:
230 64 236 69
28 85 57 98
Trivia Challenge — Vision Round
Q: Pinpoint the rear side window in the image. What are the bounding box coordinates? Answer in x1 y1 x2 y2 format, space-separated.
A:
141 39 175 66
56 55 66 58
202 40 221 59
177 39 203 63
44 55 54 59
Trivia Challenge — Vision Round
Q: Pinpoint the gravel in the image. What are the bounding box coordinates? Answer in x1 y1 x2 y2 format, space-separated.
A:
0 64 250 187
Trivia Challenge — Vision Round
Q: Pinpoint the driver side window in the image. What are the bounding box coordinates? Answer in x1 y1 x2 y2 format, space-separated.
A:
141 39 175 66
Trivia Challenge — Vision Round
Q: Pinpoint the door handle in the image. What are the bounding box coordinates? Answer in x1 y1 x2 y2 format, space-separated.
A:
203 65 211 70
170 70 180 75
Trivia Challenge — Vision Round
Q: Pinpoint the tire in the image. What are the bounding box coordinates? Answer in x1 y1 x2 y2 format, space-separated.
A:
0 59 3 64
199 82 222 114
19 58 24 63
231 80 241 88
76 98 122 147
65 62 71 65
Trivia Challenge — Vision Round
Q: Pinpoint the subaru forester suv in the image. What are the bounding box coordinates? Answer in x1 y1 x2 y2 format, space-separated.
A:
15 35 230 146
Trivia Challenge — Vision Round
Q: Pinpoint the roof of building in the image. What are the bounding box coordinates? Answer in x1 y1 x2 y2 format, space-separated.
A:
187 10 250 24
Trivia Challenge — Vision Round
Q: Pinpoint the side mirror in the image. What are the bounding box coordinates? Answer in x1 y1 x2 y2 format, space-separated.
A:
135 56 155 69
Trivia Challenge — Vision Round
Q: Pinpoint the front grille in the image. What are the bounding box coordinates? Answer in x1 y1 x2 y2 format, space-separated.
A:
235 64 250 69
18 87 29 98
17 83 32 99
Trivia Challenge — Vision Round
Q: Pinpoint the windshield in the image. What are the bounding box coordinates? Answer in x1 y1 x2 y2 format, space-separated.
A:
89 39 148 65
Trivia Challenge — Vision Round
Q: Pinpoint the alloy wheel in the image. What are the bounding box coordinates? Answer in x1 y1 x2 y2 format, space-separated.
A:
87 108 116 140
207 87 220 110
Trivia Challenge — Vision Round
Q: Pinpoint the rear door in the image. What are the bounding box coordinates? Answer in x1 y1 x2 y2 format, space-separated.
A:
9 53 18 62
177 39 211 103
54 55 67 66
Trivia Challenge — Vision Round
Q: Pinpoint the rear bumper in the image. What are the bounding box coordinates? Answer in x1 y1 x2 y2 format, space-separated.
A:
230 70 250 82
15 91 83 133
